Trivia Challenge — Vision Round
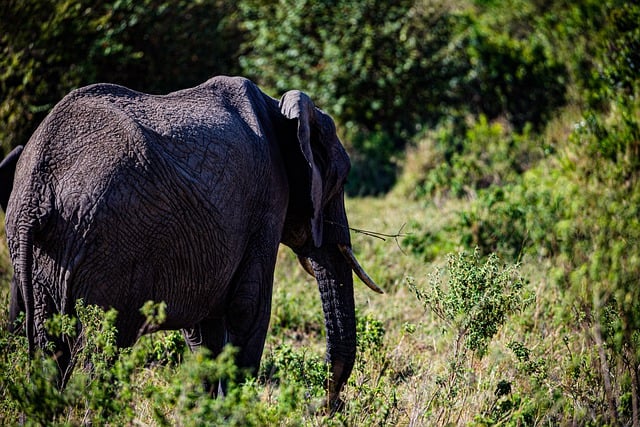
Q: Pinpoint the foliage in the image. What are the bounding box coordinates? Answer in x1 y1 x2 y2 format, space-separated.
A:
578 1 640 176
0 300 135 425
411 250 531 358
408 2 640 423
0 301 315 425
0 0 241 155
460 10 568 132
238 0 567 194
403 115 540 202
239 0 470 194
408 250 532 424
239 0 466 142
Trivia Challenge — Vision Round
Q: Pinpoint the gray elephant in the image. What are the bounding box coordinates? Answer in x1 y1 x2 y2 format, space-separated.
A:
5 76 382 410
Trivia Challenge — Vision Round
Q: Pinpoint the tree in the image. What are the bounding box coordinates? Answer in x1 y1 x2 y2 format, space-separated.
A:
239 0 470 194
0 0 242 155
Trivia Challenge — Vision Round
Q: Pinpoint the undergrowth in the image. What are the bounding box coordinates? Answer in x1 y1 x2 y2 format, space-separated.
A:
0 242 538 426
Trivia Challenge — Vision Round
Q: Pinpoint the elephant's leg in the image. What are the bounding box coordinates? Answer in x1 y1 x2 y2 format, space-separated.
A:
182 319 227 396
34 286 73 388
8 276 24 333
225 248 277 376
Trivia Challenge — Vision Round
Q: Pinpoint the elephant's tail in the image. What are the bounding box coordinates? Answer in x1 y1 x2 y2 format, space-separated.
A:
17 221 35 356
13 186 51 357
7 143 54 357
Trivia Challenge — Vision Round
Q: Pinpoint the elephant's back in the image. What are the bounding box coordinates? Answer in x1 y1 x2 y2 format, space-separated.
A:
7 79 278 329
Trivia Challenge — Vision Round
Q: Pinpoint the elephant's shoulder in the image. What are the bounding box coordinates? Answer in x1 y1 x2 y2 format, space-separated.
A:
191 76 273 106
198 75 254 92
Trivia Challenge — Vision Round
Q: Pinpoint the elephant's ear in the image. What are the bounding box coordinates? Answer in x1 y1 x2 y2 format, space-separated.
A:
279 90 324 247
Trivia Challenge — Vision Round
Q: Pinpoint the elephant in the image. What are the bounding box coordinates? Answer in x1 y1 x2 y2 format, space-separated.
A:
5 75 382 411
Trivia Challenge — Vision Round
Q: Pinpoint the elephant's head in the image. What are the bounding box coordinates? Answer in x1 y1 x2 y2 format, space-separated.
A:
278 91 382 411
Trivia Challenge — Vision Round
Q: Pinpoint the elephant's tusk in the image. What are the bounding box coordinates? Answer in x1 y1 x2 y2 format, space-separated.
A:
298 256 316 278
338 244 384 294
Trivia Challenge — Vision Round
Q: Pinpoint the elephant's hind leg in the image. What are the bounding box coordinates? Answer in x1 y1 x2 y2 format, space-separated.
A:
182 320 226 395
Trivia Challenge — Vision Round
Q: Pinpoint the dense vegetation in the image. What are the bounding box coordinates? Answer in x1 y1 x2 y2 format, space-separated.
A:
1 0 638 424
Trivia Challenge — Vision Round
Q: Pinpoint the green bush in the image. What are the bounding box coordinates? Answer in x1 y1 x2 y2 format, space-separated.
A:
0 300 322 425
239 0 467 145
1 300 138 425
543 12 640 422
448 6 640 418
448 161 579 261
239 0 471 194
460 15 568 131
239 0 570 194
410 250 531 358
409 116 539 201
408 250 532 424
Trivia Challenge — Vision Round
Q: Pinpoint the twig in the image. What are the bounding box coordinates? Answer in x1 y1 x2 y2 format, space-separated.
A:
325 221 410 254
592 315 619 424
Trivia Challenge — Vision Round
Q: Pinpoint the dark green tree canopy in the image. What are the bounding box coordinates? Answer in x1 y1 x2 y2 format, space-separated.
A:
0 0 241 153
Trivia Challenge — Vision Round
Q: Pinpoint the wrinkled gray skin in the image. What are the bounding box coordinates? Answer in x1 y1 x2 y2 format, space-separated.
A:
5 76 372 410
0 145 24 332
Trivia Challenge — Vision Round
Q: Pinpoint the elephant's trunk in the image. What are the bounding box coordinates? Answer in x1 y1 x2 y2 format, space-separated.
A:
310 246 357 413
300 248 384 294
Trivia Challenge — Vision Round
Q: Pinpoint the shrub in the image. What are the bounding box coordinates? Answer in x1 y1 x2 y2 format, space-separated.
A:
398 115 542 205
460 16 568 132
239 0 468 146
0 299 319 425
410 250 531 358
1 300 138 425
238 0 472 194
260 344 327 398
408 250 532 424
